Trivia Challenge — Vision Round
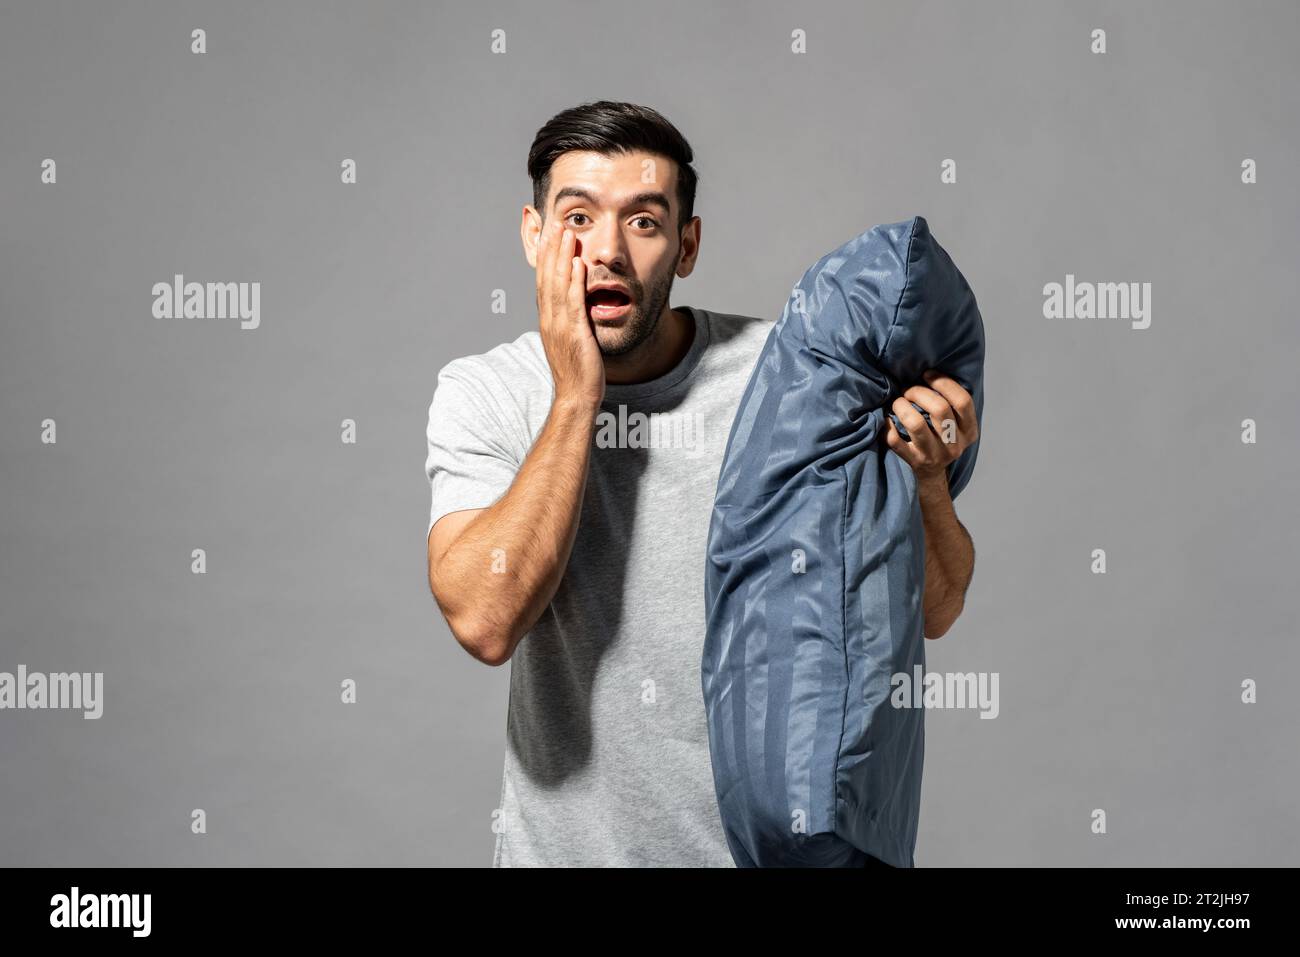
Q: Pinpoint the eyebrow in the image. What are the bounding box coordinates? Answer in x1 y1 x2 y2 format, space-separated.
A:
551 186 671 215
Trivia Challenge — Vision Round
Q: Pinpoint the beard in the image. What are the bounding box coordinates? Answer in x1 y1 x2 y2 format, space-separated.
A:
589 252 679 358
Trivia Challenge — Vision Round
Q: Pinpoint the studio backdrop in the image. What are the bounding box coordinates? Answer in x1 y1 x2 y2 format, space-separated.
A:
1 0 1297 866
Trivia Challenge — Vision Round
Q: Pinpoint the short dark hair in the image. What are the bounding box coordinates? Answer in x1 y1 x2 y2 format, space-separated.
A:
527 100 698 231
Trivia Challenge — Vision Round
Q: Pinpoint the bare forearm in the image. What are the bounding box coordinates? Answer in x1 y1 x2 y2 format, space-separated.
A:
917 472 974 639
433 397 597 662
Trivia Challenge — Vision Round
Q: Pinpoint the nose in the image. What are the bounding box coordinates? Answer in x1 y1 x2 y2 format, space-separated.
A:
580 215 628 274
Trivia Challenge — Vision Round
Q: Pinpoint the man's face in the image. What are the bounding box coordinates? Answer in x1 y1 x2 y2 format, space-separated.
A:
536 150 685 357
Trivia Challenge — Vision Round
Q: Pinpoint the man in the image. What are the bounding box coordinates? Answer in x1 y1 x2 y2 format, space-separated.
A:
425 100 977 867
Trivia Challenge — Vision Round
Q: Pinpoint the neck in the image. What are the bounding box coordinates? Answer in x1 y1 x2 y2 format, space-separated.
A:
603 307 694 385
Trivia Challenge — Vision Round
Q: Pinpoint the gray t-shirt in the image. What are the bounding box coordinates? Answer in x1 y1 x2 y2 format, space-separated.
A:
424 305 773 866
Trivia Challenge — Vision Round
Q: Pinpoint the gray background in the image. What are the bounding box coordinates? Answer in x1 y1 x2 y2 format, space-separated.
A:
2 0 1297 866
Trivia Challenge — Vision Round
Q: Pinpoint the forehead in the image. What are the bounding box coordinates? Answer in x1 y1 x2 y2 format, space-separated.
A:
546 150 678 207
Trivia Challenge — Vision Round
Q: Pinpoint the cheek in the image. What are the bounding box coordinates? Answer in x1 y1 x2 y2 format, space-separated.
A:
633 244 677 280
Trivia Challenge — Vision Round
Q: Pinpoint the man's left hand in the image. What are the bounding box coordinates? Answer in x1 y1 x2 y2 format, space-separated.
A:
883 369 979 482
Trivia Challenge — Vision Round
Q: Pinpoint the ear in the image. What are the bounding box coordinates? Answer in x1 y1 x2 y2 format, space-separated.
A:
521 206 544 269
675 216 702 279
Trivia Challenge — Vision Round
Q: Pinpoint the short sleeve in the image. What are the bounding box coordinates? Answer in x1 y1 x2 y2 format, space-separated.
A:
424 359 524 539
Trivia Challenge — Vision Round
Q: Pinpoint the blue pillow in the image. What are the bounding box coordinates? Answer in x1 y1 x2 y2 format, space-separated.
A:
701 216 985 867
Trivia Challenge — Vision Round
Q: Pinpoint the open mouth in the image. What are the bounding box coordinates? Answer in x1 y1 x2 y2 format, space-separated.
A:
586 288 633 321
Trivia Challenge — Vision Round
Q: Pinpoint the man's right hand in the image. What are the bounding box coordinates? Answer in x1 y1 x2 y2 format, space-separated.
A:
536 217 605 410
427 219 605 666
